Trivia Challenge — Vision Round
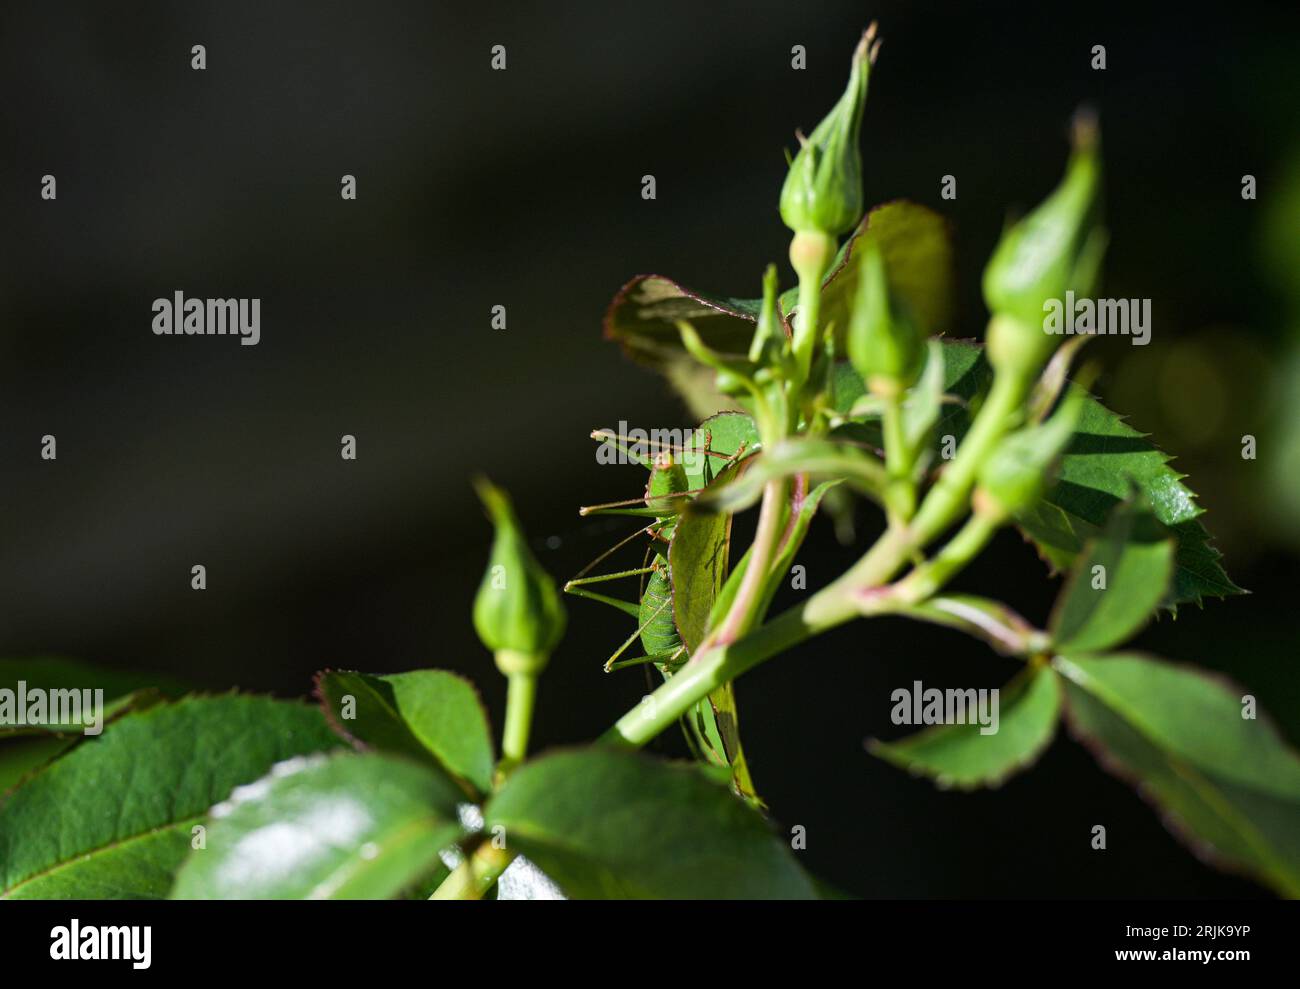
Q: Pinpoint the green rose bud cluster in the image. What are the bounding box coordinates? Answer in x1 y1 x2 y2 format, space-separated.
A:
472 478 566 677
983 112 1107 379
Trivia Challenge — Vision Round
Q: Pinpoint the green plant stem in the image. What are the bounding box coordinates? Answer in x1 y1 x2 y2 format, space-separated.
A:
429 840 515 900
788 229 834 388
902 594 1049 657
604 525 912 747
793 274 821 382
880 395 915 523
499 672 537 774
712 478 786 645
910 370 1027 539
850 512 1001 624
892 512 1000 603
676 319 778 438
603 603 830 748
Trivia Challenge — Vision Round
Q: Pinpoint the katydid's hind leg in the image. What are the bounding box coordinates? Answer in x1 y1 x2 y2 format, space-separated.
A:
565 559 662 619
564 564 657 589
564 584 640 619
605 645 686 673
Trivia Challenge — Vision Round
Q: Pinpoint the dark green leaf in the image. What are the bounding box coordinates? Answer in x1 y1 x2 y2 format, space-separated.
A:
869 665 1062 789
1049 494 1175 653
0 656 185 737
683 411 760 491
669 505 731 655
0 656 189 701
485 748 815 899
813 200 954 343
1014 395 1240 607
0 681 168 796
316 669 494 796
830 338 990 440
0 695 342 899
0 654 179 795
604 276 760 367
1057 652 1300 896
170 751 464 900
0 734 78 796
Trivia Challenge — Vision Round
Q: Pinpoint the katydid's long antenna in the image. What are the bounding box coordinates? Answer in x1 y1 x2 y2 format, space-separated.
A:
569 520 656 580
590 429 735 461
578 485 707 516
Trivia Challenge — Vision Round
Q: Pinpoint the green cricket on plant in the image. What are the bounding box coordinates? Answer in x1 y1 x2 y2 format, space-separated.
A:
2 23 1297 901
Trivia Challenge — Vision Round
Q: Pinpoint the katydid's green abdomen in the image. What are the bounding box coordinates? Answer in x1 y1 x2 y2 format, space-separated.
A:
638 563 681 659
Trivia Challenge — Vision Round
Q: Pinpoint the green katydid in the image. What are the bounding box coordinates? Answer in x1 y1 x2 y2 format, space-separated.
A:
564 412 767 806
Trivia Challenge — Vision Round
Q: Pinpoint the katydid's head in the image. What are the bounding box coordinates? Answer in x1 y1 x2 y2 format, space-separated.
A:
645 452 689 516
779 24 880 240
472 477 566 674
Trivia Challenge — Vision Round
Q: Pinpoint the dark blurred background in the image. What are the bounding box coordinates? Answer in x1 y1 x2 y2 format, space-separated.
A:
2 1 1298 897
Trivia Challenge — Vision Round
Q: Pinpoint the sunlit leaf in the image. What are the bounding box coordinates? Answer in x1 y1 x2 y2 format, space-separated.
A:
1058 652 1300 897
1016 396 1240 608
0 695 342 899
316 669 495 796
869 665 1062 789
1049 494 1175 653
485 748 815 898
170 751 463 900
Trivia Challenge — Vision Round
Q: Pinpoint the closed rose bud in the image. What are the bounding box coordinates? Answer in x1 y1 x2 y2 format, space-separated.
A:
982 112 1106 376
848 241 924 396
472 478 566 674
974 386 1084 520
779 26 878 238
